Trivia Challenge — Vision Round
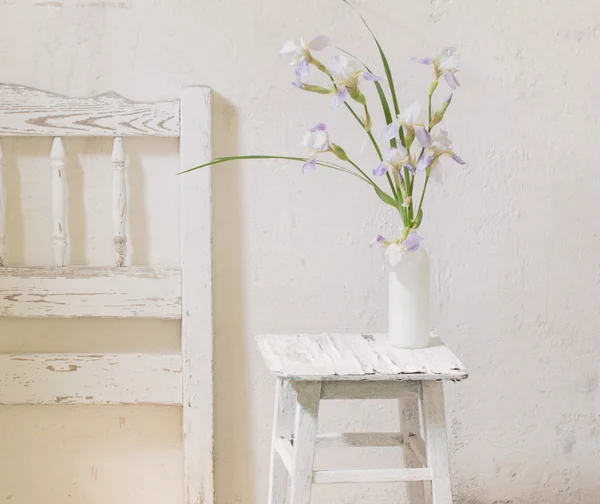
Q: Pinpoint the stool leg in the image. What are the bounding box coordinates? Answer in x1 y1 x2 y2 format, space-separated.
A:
399 397 427 504
268 379 296 504
289 382 322 504
422 381 453 504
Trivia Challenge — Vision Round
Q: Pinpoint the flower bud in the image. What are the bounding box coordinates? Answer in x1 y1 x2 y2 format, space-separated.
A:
348 87 366 106
429 93 452 128
311 59 329 74
428 79 439 96
363 111 372 131
330 143 349 161
295 83 334 94
404 128 415 150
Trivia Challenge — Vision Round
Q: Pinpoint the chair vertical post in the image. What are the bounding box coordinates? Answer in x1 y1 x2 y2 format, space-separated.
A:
0 139 5 266
180 86 214 504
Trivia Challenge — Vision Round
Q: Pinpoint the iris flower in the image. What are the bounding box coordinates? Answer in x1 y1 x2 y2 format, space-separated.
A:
373 146 410 177
382 101 431 148
370 231 425 268
412 47 460 89
328 55 382 109
416 129 465 183
301 123 331 174
280 35 330 87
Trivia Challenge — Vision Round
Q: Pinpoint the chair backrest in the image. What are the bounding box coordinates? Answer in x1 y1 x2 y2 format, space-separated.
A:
0 83 213 504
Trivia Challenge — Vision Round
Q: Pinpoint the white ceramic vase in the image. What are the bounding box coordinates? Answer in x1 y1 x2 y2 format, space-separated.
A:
388 247 431 348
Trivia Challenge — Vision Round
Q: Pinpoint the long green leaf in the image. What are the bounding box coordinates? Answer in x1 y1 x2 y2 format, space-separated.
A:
341 1 402 129
177 155 369 182
337 47 394 130
373 184 397 207
339 45 410 212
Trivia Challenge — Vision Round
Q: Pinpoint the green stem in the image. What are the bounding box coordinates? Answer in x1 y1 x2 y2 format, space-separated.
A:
346 158 376 187
342 103 397 201
428 92 433 124
416 173 430 218
343 103 382 160
410 83 438 224
314 63 399 202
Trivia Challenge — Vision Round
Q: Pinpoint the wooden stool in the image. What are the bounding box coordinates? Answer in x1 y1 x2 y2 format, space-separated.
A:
256 333 468 504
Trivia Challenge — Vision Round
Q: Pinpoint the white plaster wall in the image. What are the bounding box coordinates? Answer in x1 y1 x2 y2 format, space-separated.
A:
0 1 599 503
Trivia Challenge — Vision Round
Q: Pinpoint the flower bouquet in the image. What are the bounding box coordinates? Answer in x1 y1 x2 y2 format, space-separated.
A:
184 2 465 348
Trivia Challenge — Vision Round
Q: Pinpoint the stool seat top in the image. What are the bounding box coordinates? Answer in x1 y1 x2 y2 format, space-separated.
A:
256 333 468 382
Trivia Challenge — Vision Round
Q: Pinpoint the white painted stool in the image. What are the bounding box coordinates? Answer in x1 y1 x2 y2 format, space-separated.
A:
256 333 468 504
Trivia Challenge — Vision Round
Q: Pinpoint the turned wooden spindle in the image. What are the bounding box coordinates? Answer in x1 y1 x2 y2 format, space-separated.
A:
112 137 127 267
50 137 67 267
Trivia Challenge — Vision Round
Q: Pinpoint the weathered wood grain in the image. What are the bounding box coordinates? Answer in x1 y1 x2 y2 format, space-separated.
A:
256 334 468 381
320 380 422 400
0 138 5 265
180 86 213 504
290 382 321 504
315 432 404 448
0 266 181 318
400 395 429 504
312 468 432 484
0 83 179 137
269 380 295 504
407 434 427 467
274 437 294 475
422 381 453 504
0 353 182 405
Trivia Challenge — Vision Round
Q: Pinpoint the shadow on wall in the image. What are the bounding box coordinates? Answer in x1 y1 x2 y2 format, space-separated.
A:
211 91 255 504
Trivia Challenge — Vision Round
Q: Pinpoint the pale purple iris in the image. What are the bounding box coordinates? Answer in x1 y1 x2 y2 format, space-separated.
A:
444 73 459 90
280 35 331 87
301 123 330 174
369 234 386 247
451 153 466 165
373 161 390 176
306 123 329 151
411 57 434 65
416 152 433 172
332 86 349 109
302 158 317 174
294 56 309 87
373 147 409 176
307 35 330 51
402 232 424 252
362 72 382 82
404 163 416 175
382 121 400 141
328 55 382 109
412 47 460 89
415 126 432 148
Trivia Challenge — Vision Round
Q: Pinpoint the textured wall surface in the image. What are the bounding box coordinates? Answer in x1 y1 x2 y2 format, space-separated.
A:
0 1 599 503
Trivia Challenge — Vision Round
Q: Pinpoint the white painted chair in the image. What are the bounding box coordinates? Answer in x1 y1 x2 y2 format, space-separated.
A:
0 84 214 504
257 333 468 504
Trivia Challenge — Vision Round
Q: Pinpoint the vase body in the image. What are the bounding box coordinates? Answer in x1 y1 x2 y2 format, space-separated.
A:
388 247 430 348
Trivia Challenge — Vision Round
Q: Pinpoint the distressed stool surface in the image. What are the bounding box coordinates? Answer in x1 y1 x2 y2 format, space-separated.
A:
256 333 468 504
